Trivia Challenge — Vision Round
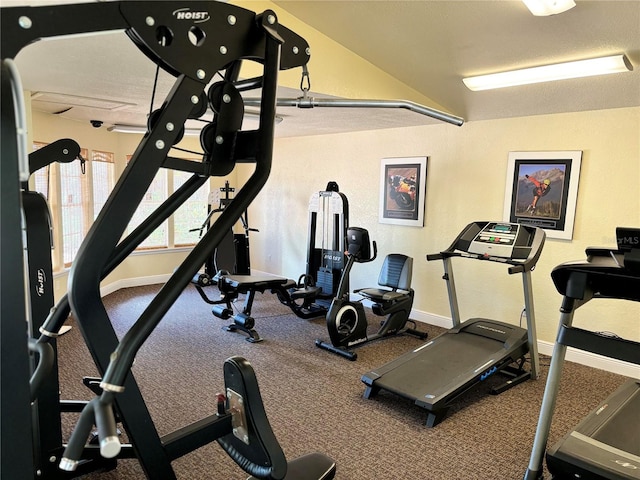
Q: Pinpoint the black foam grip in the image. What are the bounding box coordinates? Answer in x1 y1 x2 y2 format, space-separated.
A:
218 437 278 479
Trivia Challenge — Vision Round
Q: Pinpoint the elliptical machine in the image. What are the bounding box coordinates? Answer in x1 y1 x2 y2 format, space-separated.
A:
316 227 427 360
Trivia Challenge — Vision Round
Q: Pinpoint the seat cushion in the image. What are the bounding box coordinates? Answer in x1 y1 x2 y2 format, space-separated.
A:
358 288 407 302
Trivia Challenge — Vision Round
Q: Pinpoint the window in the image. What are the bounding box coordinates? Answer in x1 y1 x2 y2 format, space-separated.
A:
173 170 209 247
59 152 89 265
125 155 209 250
127 168 169 249
91 150 115 221
34 144 206 272
58 148 116 265
33 142 116 267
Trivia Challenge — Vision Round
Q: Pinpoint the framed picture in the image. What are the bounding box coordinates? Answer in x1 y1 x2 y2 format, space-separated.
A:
503 151 582 240
379 156 428 227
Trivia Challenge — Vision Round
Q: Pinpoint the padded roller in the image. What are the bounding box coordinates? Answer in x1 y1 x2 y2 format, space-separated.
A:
212 305 233 319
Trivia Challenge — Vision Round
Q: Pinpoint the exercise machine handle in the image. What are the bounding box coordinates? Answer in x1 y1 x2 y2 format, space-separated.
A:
361 240 378 263
27 339 54 403
60 392 120 471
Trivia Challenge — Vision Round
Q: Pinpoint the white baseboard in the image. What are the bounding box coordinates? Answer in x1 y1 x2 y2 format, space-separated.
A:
100 274 172 298
99 278 638 379
410 309 452 329
409 308 639 379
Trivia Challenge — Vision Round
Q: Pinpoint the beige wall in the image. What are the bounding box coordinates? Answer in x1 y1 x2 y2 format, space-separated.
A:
234 0 445 110
247 106 640 346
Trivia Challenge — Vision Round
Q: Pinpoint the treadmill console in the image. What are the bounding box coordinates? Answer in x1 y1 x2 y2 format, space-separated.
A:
468 222 521 258
427 221 545 271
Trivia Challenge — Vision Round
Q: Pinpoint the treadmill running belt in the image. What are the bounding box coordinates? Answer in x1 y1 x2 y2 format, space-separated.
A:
592 387 640 455
547 380 640 480
370 328 525 405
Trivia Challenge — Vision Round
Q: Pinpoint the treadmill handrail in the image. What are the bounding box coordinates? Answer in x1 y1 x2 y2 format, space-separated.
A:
428 250 529 268
551 247 640 304
426 221 546 274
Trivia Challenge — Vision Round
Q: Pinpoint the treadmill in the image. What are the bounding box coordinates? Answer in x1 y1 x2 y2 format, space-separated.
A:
361 221 545 427
525 227 640 480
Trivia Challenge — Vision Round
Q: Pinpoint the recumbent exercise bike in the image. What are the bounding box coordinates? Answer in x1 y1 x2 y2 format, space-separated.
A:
316 227 427 360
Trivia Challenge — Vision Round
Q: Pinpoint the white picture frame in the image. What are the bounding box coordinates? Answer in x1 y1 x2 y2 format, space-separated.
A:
379 156 428 227
503 150 582 240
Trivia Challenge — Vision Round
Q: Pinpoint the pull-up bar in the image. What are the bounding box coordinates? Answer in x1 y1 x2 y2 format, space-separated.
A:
246 95 464 126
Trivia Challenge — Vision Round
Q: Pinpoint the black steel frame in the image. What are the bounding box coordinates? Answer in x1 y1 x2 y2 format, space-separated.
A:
1 2 310 479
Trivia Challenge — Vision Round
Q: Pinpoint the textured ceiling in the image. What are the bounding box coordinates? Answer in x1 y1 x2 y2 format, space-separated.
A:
273 0 640 121
7 0 640 137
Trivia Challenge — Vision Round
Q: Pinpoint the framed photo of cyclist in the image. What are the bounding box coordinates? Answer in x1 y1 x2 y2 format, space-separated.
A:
503 150 582 240
379 156 428 227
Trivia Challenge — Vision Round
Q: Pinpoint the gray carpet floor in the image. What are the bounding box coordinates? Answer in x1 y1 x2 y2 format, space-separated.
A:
55 284 627 479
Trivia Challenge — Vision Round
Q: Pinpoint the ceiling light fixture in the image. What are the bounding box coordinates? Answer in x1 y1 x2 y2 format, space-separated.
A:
462 54 633 91
522 0 576 16
107 124 202 136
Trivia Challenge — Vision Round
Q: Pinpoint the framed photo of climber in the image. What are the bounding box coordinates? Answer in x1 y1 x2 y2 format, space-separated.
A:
379 156 428 227
503 151 582 240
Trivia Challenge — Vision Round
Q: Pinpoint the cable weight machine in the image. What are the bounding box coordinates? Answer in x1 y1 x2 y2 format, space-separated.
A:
191 182 348 343
1 2 335 479
191 180 258 286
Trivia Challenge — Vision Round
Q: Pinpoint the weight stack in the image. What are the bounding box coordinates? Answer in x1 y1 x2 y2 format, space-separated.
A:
316 268 335 296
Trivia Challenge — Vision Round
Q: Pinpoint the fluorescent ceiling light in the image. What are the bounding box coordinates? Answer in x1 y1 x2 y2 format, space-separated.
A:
462 54 633 91
522 0 575 16
108 124 201 136
108 114 282 135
